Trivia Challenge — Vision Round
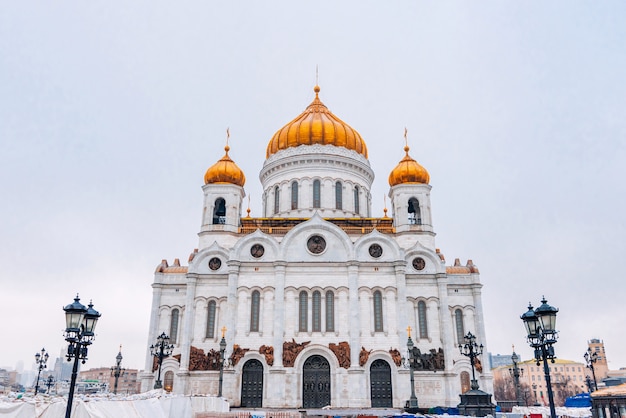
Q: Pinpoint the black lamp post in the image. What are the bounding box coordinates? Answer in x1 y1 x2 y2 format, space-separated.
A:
34 348 49 395
521 297 558 418
45 375 55 394
585 375 594 393
584 347 598 392
508 348 524 406
401 326 419 411
63 294 101 418
110 345 126 394
150 332 174 390
218 326 228 397
459 331 483 391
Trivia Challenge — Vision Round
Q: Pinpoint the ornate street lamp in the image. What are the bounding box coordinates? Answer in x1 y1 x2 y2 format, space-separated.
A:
459 332 483 391
585 375 594 393
110 345 126 394
521 297 558 418
150 332 174 389
508 347 524 406
45 375 55 394
34 348 49 395
584 347 598 392
63 295 101 418
401 326 419 411
218 326 228 397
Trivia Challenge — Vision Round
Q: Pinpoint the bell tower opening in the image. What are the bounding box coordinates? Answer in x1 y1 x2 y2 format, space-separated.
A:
408 198 421 225
213 198 226 225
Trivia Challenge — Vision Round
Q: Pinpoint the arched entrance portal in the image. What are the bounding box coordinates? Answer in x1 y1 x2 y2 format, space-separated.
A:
241 359 264 407
302 355 331 408
370 359 393 407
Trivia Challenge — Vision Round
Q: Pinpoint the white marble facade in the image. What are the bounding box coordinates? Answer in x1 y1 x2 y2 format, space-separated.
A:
141 90 492 409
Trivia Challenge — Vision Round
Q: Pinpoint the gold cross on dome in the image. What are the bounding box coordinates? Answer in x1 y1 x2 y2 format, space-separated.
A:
406 326 412 337
221 326 227 338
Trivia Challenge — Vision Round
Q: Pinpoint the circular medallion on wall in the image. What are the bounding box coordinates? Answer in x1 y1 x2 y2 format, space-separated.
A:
412 257 426 271
368 243 383 258
307 235 326 254
250 244 265 258
208 257 222 271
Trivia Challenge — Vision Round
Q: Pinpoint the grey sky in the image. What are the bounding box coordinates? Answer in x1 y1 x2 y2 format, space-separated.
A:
1 2 625 374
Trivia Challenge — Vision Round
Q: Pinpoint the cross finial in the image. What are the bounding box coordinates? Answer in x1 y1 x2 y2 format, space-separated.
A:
221 326 227 339
407 325 412 338
404 127 408 147
226 127 230 147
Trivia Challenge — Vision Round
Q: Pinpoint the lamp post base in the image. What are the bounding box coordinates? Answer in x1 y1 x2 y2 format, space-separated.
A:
404 397 419 413
458 389 496 418
154 381 162 389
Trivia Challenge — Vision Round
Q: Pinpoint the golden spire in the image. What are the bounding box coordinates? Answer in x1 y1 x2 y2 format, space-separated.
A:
383 195 388 218
246 195 251 218
204 132 246 186
221 326 227 338
407 325 412 338
388 129 430 186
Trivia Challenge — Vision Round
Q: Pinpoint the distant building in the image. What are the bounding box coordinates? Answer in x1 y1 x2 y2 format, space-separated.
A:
489 353 522 370
79 367 140 395
53 347 74 381
492 359 587 406
588 339 609 381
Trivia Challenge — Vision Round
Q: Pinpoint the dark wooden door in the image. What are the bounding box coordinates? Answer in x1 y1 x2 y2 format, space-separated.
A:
302 355 331 408
241 359 263 407
370 359 393 407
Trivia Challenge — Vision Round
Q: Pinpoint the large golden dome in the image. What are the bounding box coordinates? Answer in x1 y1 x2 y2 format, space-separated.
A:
266 86 368 158
388 145 430 186
204 145 246 187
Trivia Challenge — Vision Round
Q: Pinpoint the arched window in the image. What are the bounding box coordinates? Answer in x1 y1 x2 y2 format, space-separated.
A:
274 186 280 214
418 301 428 339
250 291 260 332
206 301 216 338
354 186 360 214
291 182 298 210
213 198 226 224
460 371 471 394
313 180 321 208
373 291 384 332
455 309 465 343
335 181 343 209
325 291 335 332
312 291 321 332
408 198 421 225
299 291 308 332
170 309 179 343
164 371 174 393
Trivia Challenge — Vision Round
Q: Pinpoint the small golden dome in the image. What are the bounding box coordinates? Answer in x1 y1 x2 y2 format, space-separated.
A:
266 86 368 158
204 145 246 187
388 145 430 186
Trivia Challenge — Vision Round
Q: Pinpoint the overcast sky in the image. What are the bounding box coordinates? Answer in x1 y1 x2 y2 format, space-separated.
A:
1 2 625 376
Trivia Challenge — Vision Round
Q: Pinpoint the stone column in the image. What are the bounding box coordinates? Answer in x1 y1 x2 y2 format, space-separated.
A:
175 274 197 394
226 261 241 345
272 262 286 367
394 261 409 345
436 272 457 399
347 261 360 368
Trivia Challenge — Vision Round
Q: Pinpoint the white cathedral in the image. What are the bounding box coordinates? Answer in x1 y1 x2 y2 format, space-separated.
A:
140 85 492 409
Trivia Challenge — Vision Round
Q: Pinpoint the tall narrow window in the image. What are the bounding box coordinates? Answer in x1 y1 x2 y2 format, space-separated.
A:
460 371 470 394
335 181 343 209
312 291 321 332
373 291 384 332
170 308 179 343
313 180 321 208
325 291 335 332
213 198 226 224
250 291 260 332
274 186 280 214
164 371 174 393
408 198 421 225
354 186 360 214
418 301 428 339
299 291 308 332
206 301 216 338
454 309 465 343
291 182 298 210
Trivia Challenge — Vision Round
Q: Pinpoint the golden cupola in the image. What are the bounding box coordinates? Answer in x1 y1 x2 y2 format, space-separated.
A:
204 145 246 187
388 145 430 186
266 85 368 158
